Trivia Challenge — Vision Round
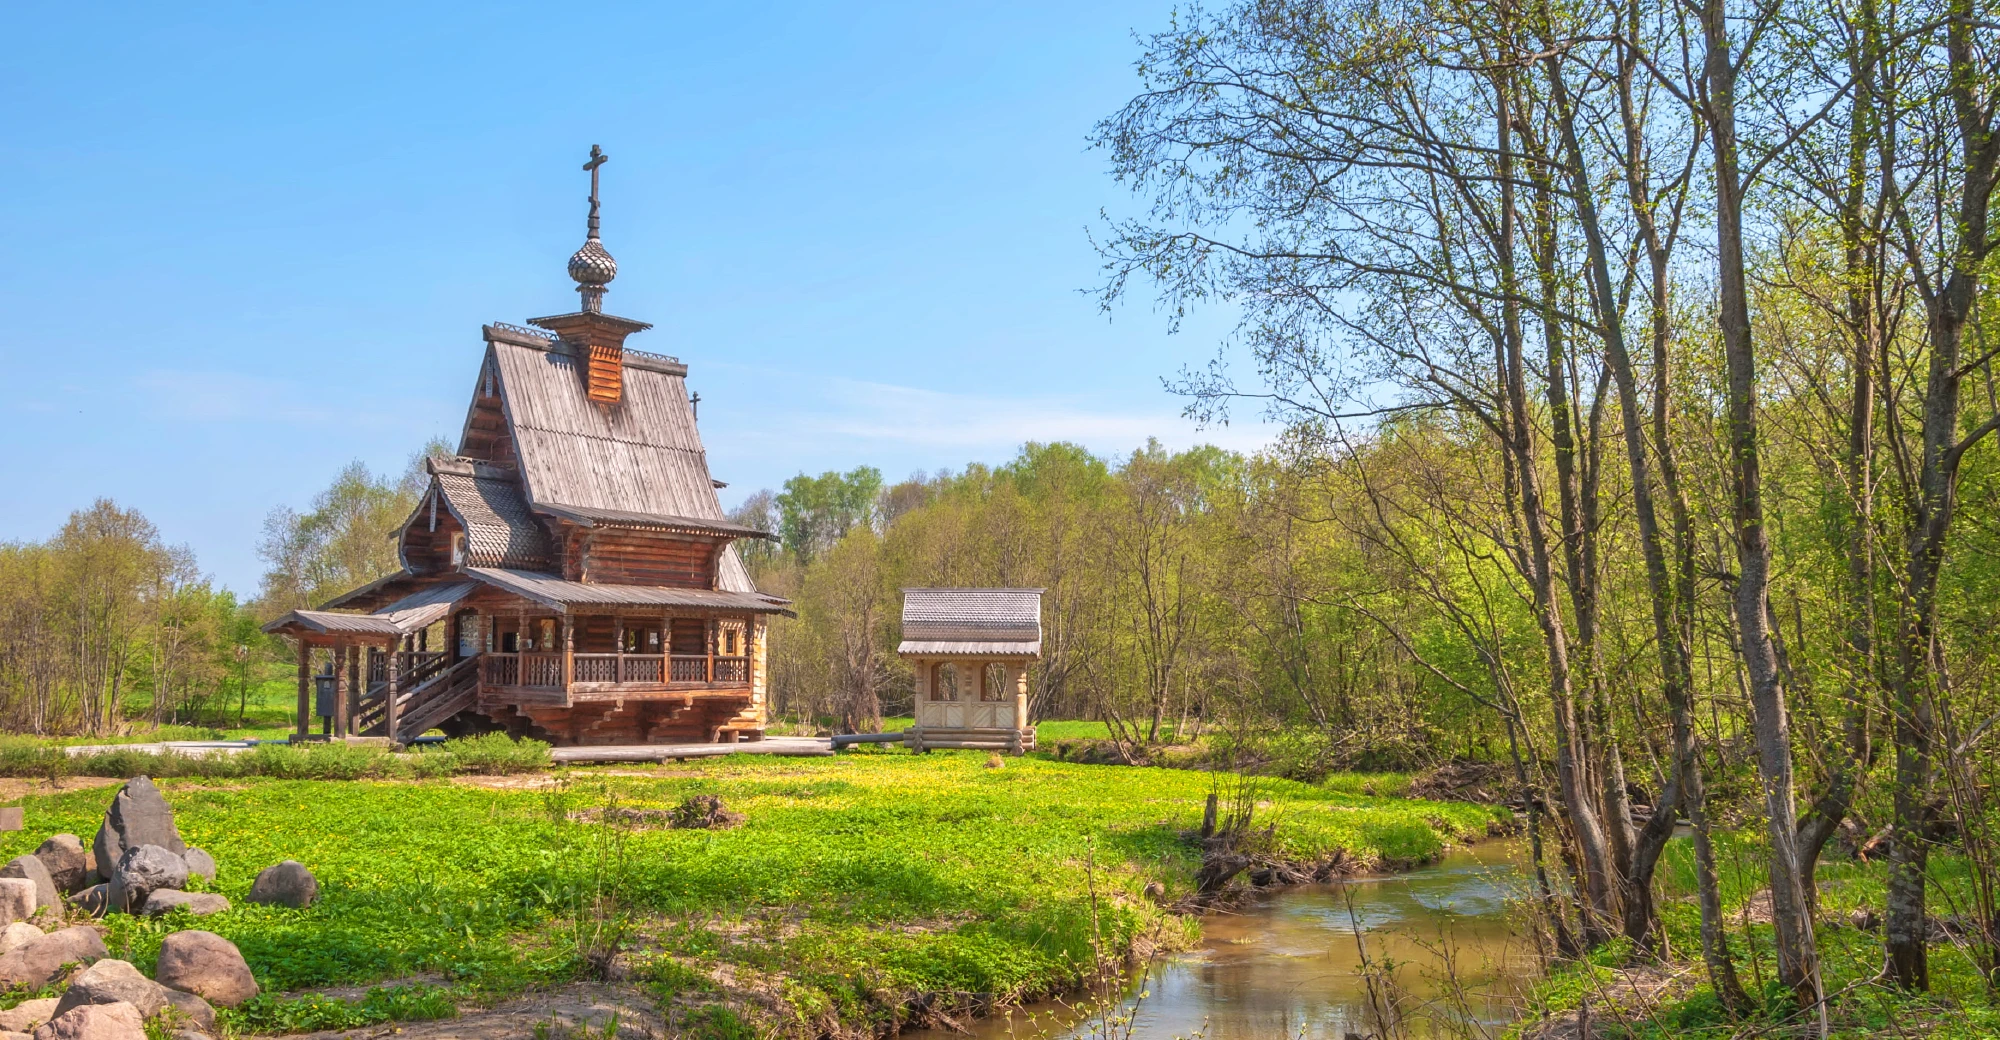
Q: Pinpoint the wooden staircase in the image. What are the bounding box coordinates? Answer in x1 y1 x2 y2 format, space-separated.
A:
353 655 481 743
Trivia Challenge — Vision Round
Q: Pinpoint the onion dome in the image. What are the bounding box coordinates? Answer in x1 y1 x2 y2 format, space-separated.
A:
568 235 617 288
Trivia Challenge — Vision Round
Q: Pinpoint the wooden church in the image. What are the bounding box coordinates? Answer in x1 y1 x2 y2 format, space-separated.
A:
265 146 789 746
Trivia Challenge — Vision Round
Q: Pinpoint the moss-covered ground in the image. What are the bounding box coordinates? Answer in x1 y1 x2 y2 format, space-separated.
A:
0 749 1501 1038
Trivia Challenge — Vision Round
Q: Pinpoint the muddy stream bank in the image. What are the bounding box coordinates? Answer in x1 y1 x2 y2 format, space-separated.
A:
912 840 1534 1040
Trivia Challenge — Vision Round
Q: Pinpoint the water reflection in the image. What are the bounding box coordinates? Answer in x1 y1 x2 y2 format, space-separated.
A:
919 841 1534 1040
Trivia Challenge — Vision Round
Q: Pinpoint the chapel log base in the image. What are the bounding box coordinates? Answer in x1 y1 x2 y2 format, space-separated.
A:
443 685 764 747
829 727 1035 755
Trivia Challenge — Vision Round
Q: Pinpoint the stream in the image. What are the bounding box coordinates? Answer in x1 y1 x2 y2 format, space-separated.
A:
914 841 1535 1040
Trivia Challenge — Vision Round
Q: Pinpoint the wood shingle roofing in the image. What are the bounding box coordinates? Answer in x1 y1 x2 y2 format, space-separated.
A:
263 582 476 638
532 502 775 539
463 567 792 614
476 327 757 594
897 588 1043 657
433 472 553 569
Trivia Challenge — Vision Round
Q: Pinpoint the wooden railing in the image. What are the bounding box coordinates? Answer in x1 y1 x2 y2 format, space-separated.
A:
482 653 564 689
483 652 748 689
367 651 451 686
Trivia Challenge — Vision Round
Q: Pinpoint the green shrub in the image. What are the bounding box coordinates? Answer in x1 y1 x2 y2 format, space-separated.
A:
429 733 552 774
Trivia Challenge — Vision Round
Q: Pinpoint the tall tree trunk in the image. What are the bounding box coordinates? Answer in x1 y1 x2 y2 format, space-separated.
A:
1882 0 1999 989
1702 0 1822 1003
1494 80 1617 942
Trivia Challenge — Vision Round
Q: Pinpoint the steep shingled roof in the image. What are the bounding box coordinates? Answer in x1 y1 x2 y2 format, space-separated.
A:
476 328 757 593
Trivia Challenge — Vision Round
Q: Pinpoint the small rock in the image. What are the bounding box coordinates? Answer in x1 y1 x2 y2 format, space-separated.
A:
68 885 108 919
91 778 185 882
139 891 229 917
179 850 215 885
31 837 87 896
0 879 36 925
53 959 168 1019
0 857 58 913
108 846 186 913
31 1001 145 1040
0 999 58 1033
158 990 213 1032
0 923 42 955
245 861 317 908
0 927 108 989
2 1031 29 1040
154 932 257 1008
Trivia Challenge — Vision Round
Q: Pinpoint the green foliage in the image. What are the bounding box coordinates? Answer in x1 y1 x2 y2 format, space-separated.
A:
775 467 883 563
223 985 459 1034
3 758 1492 1032
0 735 551 781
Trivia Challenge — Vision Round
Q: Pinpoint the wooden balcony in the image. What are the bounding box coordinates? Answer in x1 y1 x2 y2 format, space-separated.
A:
479 651 750 703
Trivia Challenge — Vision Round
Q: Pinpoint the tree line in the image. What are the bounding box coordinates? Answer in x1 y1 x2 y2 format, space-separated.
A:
0 445 439 736
1064 0 1998 1005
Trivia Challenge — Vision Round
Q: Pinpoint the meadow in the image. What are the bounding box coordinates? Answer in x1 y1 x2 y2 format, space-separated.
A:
0 748 1502 1038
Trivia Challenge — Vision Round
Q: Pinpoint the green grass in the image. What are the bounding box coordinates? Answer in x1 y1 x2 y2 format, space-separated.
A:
4 753 1500 1036
1520 834 2000 1038
0 733 551 782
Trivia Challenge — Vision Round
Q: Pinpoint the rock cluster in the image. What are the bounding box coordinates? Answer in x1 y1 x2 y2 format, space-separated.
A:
0 777 283 1040
0 936 255 1040
46 776 318 922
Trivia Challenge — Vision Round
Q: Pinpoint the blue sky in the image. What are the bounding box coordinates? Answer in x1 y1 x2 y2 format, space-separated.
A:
0 2 1268 595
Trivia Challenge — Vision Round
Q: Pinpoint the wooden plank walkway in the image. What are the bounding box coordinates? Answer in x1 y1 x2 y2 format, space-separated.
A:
551 737 833 763
64 741 257 758
60 737 836 763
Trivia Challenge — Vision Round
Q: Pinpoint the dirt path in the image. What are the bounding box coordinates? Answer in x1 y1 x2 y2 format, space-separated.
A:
266 983 668 1040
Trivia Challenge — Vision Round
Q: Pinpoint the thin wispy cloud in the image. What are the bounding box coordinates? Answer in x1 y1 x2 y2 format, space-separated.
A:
133 369 451 436
788 376 1280 456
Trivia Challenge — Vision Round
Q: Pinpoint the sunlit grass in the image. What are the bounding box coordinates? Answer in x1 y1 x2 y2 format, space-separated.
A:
1 752 1500 1033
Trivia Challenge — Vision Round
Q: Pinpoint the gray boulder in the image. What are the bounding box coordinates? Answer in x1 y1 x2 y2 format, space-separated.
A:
68 885 108 919
0 880 34 925
30 1001 145 1040
0 999 57 1033
0 923 42 955
158 991 213 1032
154 931 257 1008
179 849 214 885
139 891 229 917
245 861 317 908
108 846 186 914
52 959 168 1020
0 927 107 989
31 837 87 895
0 857 57 913
91 778 184 880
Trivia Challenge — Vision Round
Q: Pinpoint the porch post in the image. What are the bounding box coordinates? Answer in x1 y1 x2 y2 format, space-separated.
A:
332 640 350 739
561 615 574 689
615 616 625 683
1013 663 1029 731
385 636 402 741
295 641 311 740
706 617 716 683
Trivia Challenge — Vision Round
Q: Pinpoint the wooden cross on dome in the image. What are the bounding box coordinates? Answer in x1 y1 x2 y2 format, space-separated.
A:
583 145 608 237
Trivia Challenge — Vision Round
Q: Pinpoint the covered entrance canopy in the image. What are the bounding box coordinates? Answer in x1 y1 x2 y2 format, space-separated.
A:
262 583 478 741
